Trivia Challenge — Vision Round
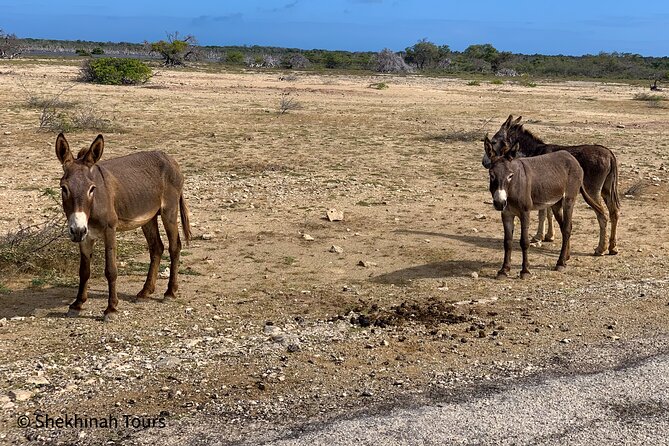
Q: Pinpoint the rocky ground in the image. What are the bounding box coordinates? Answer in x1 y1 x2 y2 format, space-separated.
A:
0 60 668 445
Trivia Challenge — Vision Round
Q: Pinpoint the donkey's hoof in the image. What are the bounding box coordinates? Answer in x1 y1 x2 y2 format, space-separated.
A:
136 290 152 300
608 247 619 255
520 271 531 280
66 308 81 318
162 292 176 302
496 272 509 280
543 236 555 242
554 265 566 273
103 312 118 323
593 248 606 256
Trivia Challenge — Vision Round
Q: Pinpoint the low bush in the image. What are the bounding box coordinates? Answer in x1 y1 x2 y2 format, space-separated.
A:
80 57 152 85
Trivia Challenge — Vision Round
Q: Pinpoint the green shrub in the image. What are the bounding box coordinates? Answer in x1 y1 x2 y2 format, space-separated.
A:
80 57 152 85
75 49 91 57
226 50 244 64
466 80 480 86
91 47 104 55
490 79 504 85
369 82 388 90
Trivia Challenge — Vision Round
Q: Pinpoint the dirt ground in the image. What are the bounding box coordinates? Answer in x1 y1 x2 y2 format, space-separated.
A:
0 60 668 445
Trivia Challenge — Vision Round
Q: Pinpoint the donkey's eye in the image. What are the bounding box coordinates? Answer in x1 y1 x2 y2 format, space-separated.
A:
507 173 514 181
88 185 96 197
61 186 69 197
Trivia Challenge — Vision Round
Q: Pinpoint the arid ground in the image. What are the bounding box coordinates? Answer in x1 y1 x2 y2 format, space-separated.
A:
0 60 668 445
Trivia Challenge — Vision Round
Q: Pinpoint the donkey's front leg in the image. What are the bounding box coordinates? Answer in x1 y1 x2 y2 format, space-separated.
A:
68 238 95 317
497 212 515 279
102 229 119 322
519 212 531 279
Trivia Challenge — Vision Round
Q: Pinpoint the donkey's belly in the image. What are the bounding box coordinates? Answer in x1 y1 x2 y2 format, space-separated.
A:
117 209 160 232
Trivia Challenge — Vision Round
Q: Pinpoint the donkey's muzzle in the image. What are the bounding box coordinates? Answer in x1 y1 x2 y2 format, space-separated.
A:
69 226 88 242
67 212 89 242
493 200 507 211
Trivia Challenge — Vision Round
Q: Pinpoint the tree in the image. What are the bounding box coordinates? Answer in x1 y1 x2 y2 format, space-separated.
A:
147 32 199 66
404 39 440 70
0 29 21 59
463 43 505 72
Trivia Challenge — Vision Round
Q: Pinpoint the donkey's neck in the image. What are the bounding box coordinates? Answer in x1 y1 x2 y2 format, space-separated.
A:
513 128 546 156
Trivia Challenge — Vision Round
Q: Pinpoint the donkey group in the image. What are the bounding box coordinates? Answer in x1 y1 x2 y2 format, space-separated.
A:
54 115 619 319
483 115 620 278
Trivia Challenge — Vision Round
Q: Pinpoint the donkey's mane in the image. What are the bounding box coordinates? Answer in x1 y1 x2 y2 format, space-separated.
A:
510 124 545 147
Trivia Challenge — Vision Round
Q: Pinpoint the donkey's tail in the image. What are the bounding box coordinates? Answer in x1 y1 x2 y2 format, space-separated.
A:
179 194 192 244
609 150 621 209
580 187 608 220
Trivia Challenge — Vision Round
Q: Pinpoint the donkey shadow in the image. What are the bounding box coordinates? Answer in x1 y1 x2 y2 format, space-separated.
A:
395 229 499 251
371 259 497 285
0 287 137 320
394 229 593 257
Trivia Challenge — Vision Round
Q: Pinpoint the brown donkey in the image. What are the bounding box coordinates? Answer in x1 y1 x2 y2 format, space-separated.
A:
55 134 191 321
482 115 620 255
486 141 608 279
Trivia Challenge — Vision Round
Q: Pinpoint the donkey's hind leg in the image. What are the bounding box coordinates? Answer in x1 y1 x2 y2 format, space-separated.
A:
602 185 619 255
531 209 547 244
544 212 555 242
161 204 182 300
137 216 164 299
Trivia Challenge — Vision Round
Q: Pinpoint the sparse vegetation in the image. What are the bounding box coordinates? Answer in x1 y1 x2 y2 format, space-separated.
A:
80 57 152 85
634 93 665 102
375 48 413 73
369 82 389 90
467 80 480 86
279 94 301 114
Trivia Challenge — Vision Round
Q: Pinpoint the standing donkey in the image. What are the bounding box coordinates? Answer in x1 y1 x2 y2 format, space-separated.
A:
482 115 620 255
56 133 191 321
486 140 608 279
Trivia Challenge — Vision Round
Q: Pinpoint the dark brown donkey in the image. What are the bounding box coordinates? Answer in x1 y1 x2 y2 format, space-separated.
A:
485 141 608 279
55 134 191 321
482 115 620 255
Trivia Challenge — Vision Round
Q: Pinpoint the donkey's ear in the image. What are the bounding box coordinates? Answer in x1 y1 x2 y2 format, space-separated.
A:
55 133 74 166
503 115 513 128
82 134 104 166
483 134 493 156
505 141 520 159
513 116 522 126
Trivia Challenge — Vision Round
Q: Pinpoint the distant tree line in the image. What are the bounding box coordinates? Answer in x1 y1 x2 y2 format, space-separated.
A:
9 36 669 80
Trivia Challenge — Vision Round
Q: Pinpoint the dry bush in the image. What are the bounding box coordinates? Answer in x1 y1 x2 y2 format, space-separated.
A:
279 94 302 114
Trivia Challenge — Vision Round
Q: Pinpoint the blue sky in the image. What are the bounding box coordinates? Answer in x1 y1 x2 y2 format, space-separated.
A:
2 0 668 56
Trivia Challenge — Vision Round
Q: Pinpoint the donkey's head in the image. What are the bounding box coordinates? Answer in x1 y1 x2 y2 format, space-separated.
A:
55 133 104 242
486 140 519 211
482 114 523 168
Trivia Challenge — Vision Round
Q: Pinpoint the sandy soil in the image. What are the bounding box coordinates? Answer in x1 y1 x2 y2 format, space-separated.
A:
0 59 668 445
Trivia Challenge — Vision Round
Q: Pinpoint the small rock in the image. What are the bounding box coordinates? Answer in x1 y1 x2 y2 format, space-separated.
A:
287 343 300 353
358 260 377 267
302 234 315 241
159 269 170 279
326 208 344 221
474 214 486 220
3 131 10 135
27 376 50 386
330 245 344 253
9 389 32 402
155 356 182 369
264 325 283 336
470 272 479 279
559 324 570 332
201 233 214 240
616 124 625 129
361 390 373 397
560 338 572 344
